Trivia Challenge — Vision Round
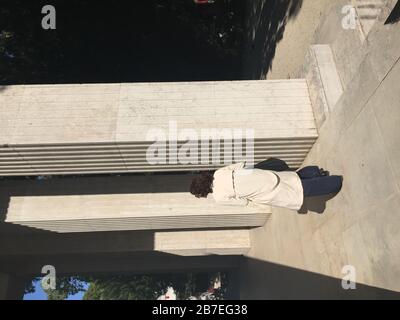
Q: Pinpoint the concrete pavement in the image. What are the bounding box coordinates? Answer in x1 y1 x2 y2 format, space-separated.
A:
241 0 400 297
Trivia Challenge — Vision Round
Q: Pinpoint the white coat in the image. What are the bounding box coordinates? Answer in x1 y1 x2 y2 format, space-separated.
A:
212 162 304 210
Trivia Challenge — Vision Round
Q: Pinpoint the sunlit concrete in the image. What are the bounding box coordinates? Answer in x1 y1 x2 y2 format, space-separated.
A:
0 80 317 176
242 0 400 296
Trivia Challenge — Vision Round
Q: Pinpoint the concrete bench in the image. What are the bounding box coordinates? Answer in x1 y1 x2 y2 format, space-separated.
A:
6 192 270 233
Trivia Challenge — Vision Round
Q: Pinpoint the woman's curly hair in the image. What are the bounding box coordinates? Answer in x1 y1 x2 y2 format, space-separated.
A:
190 171 214 198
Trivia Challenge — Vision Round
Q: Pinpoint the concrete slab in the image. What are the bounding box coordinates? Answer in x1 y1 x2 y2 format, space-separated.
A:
0 80 317 176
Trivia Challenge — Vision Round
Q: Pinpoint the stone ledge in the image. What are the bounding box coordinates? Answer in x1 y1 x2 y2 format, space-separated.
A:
301 45 344 129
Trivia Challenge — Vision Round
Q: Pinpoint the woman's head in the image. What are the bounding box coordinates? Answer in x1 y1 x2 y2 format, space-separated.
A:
190 171 214 198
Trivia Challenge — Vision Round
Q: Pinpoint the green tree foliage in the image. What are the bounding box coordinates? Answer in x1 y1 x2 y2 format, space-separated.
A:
24 276 87 300
24 277 38 295
45 276 88 300
83 275 168 300
83 273 214 300
25 272 225 300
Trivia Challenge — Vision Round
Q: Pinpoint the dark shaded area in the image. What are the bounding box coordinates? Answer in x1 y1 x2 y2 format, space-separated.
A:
239 257 400 300
0 173 194 197
0 274 27 300
0 0 246 84
298 192 340 214
241 0 303 79
385 0 400 24
1 0 303 83
0 251 240 277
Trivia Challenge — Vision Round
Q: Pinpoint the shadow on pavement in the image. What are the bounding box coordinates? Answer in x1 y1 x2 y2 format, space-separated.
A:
298 193 340 214
385 0 400 24
238 257 400 299
242 0 303 79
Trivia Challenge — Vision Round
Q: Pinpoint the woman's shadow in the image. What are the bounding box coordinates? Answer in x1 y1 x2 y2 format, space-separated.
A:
297 192 339 214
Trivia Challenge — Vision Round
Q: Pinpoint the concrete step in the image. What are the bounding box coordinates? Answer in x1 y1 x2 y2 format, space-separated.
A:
357 8 381 19
354 0 385 35
301 45 344 129
5 175 271 232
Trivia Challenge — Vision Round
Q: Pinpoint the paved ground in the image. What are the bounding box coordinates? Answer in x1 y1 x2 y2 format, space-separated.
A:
240 0 400 298
267 0 334 79
241 0 335 80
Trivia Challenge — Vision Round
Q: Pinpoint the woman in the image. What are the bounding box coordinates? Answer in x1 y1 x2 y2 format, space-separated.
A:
189 162 343 211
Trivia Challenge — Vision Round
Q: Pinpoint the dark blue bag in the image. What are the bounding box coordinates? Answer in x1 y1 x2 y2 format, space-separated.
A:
254 158 290 172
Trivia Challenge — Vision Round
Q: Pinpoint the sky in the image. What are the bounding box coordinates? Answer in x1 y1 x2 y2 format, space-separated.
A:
23 279 88 300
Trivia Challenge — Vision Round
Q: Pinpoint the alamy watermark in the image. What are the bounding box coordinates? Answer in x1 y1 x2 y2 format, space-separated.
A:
40 4 360 31
41 5 56 30
341 265 357 290
342 5 357 30
41 265 56 290
146 121 255 167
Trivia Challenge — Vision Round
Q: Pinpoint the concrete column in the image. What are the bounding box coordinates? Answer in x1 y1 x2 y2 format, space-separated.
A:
0 273 9 299
0 80 317 176
0 273 25 300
